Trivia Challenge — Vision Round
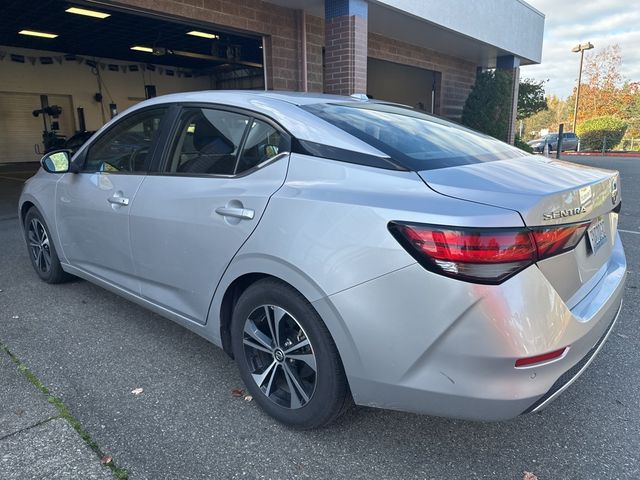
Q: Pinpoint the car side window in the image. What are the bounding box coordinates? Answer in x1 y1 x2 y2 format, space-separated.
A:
235 119 288 174
83 108 166 173
167 108 249 175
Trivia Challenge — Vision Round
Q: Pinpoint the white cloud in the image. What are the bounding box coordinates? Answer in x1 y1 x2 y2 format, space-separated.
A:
522 0 640 98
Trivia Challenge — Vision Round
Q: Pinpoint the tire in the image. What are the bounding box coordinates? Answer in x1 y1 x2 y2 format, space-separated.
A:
231 278 351 429
24 207 73 284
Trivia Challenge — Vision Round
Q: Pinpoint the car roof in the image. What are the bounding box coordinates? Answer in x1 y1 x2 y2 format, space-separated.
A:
94 91 391 158
135 90 363 109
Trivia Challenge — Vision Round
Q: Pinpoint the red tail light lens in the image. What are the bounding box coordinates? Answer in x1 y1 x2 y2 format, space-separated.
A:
530 223 590 258
388 221 590 284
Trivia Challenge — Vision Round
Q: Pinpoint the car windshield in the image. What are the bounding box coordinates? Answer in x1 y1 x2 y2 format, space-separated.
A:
545 134 558 140
302 102 527 170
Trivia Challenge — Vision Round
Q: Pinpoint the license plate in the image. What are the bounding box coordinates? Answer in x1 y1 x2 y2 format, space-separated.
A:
587 217 607 254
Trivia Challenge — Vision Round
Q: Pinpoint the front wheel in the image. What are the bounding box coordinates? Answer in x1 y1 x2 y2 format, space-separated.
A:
231 279 351 429
24 207 72 283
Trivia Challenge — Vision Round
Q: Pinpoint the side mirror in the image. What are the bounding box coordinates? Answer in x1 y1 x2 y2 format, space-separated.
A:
41 150 72 174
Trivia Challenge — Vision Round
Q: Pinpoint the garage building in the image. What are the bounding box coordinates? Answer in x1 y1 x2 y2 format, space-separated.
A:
0 0 544 164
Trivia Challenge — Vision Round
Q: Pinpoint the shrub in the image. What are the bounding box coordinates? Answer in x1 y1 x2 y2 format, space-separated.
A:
461 70 512 141
576 116 628 151
514 136 533 153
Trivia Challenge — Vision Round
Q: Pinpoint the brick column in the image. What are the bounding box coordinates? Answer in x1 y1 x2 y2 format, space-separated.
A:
324 0 368 95
497 55 521 145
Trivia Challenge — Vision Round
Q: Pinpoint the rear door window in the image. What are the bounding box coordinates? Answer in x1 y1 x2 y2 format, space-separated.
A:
165 108 289 176
166 108 249 175
235 119 288 173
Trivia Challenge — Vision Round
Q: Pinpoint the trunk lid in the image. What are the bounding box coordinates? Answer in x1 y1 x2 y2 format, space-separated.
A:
418 156 621 306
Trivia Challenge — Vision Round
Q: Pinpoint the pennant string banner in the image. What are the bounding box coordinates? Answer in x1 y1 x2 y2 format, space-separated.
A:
0 49 196 78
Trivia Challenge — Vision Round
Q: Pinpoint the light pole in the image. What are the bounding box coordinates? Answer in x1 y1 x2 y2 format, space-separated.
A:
571 41 594 133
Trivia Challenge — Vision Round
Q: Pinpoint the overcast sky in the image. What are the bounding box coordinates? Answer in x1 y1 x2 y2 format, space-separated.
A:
521 0 640 99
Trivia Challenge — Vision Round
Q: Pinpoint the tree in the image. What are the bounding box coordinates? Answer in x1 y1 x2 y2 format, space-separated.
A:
620 82 640 138
462 71 548 142
568 44 627 125
517 78 548 120
461 70 512 140
521 43 638 147
523 95 569 139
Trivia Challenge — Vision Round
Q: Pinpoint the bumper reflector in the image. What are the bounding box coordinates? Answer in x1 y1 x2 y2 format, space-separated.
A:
515 347 569 368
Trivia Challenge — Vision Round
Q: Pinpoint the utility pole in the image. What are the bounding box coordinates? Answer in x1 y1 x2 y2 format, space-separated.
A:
571 42 594 133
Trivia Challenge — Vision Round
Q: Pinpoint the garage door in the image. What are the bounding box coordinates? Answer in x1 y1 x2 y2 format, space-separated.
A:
367 58 437 113
0 92 75 163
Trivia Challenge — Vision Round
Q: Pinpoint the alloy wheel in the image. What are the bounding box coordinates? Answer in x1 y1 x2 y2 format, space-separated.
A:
27 218 51 274
242 305 317 409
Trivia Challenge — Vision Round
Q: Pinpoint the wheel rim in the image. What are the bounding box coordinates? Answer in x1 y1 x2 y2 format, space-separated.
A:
242 305 317 409
27 218 51 274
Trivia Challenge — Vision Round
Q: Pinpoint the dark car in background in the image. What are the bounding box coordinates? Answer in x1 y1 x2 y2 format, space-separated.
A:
528 132 579 152
44 131 95 155
64 131 96 153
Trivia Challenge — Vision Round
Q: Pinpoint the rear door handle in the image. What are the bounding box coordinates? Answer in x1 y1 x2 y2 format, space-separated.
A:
215 206 255 220
107 196 130 206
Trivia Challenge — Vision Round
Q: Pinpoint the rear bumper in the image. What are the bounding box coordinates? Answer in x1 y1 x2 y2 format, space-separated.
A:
522 299 621 414
320 232 626 420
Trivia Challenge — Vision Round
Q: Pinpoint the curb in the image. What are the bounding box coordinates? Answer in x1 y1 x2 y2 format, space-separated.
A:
564 152 640 158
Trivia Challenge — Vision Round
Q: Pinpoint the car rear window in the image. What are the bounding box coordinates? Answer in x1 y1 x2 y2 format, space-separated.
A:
301 102 527 171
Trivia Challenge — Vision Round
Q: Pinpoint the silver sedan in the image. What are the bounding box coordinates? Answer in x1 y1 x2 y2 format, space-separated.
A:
19 91 625 429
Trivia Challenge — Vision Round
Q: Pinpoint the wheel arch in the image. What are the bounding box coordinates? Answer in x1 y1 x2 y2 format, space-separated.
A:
210 255 354 367
18 192 67 264
20 200 36 226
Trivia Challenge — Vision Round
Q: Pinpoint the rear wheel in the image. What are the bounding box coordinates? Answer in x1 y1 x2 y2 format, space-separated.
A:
24 207 72 284
231 278 351 429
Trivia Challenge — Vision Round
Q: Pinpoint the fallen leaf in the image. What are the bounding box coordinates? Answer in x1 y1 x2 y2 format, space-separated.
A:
244 395 253 402
100 455 112 465
523 472 538 480
231 388 245 397
131 388 144 396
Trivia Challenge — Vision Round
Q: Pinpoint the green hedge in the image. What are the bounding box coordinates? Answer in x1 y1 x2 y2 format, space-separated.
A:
576 116 628 151
514 136 533 153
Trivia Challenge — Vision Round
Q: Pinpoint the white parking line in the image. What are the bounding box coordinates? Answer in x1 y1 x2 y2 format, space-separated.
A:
619 229 640 235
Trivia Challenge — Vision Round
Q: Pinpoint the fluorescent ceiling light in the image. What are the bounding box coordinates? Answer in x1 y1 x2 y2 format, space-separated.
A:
187 30 219 40
65 7 111 19
19 30 58 39
130 46 153 53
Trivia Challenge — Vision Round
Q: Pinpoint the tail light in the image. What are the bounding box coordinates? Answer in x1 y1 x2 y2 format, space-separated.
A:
388 221 590 284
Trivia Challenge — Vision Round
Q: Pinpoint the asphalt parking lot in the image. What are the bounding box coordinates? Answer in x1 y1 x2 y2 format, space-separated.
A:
1 155 639 480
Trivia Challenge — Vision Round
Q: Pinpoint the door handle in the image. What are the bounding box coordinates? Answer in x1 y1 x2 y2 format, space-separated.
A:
107 196 130 206
215 206 254 220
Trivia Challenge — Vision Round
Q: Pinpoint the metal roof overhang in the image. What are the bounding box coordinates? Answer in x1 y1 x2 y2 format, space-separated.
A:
268 0 544 67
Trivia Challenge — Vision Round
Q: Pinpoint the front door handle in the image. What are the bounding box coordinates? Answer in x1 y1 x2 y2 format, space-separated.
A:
108 196 130 206
215 206 255 220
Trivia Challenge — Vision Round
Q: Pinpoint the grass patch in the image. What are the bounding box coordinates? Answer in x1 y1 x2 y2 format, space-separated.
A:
1 341 129 480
